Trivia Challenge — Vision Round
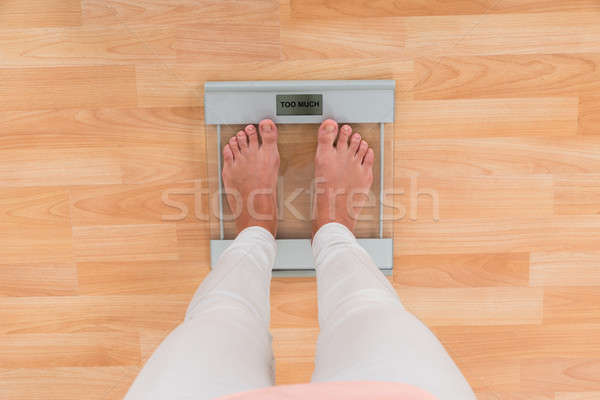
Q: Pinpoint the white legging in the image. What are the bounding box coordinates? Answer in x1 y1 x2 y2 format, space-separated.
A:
125 223 476 400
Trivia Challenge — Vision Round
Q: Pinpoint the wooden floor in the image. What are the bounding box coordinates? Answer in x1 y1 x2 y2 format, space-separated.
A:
1 1 600 399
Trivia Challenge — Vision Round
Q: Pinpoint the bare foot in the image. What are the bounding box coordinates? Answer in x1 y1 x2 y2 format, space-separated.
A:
313 119 374 236
222 119 280 236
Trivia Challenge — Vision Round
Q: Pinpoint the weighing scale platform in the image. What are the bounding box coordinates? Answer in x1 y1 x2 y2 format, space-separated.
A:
204 80 395 276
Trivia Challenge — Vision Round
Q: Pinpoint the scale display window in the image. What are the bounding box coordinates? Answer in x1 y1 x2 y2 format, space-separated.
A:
205 80 395 276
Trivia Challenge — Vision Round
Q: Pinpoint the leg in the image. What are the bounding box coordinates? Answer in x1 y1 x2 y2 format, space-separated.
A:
310 120 476 400
125 120 281 400
125 227 276 400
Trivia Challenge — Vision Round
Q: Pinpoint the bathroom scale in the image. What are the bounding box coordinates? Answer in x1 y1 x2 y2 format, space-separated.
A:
204 80 395 276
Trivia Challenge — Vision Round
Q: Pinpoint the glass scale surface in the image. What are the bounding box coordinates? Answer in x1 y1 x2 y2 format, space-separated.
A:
204 80 395 276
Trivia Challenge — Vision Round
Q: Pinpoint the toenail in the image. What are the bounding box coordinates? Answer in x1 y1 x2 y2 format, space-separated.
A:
325 124 335 133
247 125 255 132
262 123 272 133
342 125 351 133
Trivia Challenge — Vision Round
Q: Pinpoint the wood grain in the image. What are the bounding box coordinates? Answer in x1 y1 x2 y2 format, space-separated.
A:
554 175 600 215
0 366 139 400
579 96 600 135
394 174 554 220
0 26 175 67
404 12 600 57
287 0 600 18
72 224 179 262
414 54 600 100
0 66 137 111
0 295 188 334
76 261 205 295
0 263 77 297
397 287 543 326
0 332 140 368
396 98 578 138
0 0 81 28
556 393 600 400
397 137 600 176
543 287 600 324
395 216 600 255
530 252 600 286
521 358 600 392
394 253 530 288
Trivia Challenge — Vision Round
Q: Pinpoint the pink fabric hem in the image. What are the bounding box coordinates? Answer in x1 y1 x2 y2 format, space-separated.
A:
218 381 438 400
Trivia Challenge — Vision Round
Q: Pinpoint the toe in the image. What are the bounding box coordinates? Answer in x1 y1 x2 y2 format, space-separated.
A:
336 124 352 151
245 124 259 148
349 133 361 153
229 137 240 158
318 119 338 146
356 140 368 161
364 148 374 166
259 119 278 145
236 130 248 150
223 144 234 164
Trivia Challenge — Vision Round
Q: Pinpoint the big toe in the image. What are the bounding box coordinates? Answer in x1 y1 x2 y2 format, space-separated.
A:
318 119 338 146
259 119 278 145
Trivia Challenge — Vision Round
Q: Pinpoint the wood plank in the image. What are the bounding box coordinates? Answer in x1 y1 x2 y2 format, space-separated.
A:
414 54 600 100
287 0 600 18
579 96 600 135
521 358 600 392
432 324 600 363
0 295 188 334
0 25 175 66
556 393 600 400
0 188 72 264
176 22 280 63
274 359 314 385
394 175 553 220
405 12 600 57
83 0 278 26
0 225 73 264
393 253 530 288
0 66 136 111
0 263 77 297
135 59 413 107
117 145 205 184
396 98 578 138
530 252 600 287
0 148 122 187
270 278 318 329
461 359 521 392
0 187 69 225
396 287 543 326
0 332 140 368
77 261 205 295
0 366 139 400
475 393 553 400
70 183 199 226
554 175 600 215
72 224 178 262
175 223 211 263
543 287 600 324
0 107 203 148
0 0 81 28
272 327 318 359
281 17 405 60
396 137 600 176
395 216 600 255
